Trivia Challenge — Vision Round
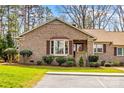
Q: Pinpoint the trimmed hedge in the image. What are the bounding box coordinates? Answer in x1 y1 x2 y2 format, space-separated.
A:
88 55 99 62
89 62 100 67
20 49 32 57
66 57 74 67
56 56 66 66
42 56 54 65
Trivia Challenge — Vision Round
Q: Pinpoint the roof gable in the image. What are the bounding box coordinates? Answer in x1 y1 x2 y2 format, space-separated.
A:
19 18 95 38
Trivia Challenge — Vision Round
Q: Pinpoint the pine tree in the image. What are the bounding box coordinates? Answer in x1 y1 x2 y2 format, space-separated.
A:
6 31 14 48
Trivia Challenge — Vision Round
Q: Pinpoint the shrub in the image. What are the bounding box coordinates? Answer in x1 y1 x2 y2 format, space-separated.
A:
4 48 18 63
42 56 54 65
30 60 34 63
88 55 99 62
112 60 120 66
20 49 33 63
66 61 74 67
66 57 74 67
14 54 20 63
89 62 100 67
79 57 84 67
101 60 106 66
56 56 66 66
37 60 42 65
67 57 74 61
104 62 112 67
120 62 124 66
20 49 32 57
0 60 4 63
4 48 17 55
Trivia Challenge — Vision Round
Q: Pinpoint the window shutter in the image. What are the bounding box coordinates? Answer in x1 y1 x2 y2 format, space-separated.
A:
46 40 50 55
69 41 73 55
103 44 106 53
114 47 117 56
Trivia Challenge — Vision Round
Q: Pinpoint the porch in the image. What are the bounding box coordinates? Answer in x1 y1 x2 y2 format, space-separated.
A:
72 39 93 66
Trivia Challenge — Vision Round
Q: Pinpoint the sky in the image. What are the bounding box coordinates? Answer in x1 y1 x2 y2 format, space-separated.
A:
47 5 61 16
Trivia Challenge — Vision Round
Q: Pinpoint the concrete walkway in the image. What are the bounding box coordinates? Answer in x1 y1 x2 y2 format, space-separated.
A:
47 72 124 77
35 72 124 88
113 67 124 71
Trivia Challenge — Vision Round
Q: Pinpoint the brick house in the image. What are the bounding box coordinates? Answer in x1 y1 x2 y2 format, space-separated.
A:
16 18 124 64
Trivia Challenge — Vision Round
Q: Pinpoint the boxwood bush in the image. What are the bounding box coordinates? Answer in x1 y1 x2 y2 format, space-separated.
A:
37 60 42 65
66 57 74 67
42 56 54 65
89 62 100 67
88 55 99 62
20 49 32 63
20 49 32 57
104 62 112 67
56 56 66 66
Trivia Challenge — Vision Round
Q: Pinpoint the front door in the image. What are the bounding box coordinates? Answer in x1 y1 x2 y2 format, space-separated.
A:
73 43 84 52
73 43 84 57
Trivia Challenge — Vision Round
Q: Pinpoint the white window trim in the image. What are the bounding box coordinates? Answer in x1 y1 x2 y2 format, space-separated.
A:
50 39 69 56
93 44 103 53
117 48 124 56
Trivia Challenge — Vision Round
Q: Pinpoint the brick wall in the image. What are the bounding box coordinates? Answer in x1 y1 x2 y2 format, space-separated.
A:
18 20 93 63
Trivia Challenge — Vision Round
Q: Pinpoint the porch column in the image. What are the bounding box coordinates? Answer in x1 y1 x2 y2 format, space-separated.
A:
87 38 94 55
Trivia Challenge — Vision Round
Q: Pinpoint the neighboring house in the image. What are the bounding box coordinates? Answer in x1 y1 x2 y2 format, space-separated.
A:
16 18 124 64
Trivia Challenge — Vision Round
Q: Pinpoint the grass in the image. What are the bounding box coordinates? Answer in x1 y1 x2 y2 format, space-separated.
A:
0 65 46 88
0 64 124 88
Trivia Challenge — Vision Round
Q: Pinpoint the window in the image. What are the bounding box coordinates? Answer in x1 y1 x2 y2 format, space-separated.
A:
117 48 124 56
50 39 69 56
94 44 103 53
65 41 69 54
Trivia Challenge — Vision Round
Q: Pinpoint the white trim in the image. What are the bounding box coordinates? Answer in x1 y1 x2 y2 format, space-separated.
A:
117 48 124 56
93 44 103 53
50 39 69 56
50 54 68 56
93 42 95 55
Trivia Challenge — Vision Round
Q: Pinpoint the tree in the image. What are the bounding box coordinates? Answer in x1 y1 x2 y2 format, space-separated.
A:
20 49 32 63
6 31 14 48
0 35 7 57
0 5 53 39
115 5 124 31
59 5 118 31
4 48 17 63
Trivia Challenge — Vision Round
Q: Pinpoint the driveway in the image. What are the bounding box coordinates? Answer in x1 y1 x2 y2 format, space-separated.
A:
35 74 124 88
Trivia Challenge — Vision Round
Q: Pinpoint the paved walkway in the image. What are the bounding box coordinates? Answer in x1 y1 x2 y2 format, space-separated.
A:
35 72 124 88
47 72 124 76
113 67 124 71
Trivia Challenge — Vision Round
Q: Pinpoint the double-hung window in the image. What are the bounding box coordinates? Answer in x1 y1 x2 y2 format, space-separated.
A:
117 48 124 56
50 39 69 56
93 44 103 53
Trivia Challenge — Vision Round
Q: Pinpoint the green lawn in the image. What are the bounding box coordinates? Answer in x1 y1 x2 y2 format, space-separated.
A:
0 65 124 88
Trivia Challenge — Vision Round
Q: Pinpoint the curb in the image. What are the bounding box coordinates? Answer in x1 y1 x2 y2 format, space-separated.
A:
46 72 124 77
